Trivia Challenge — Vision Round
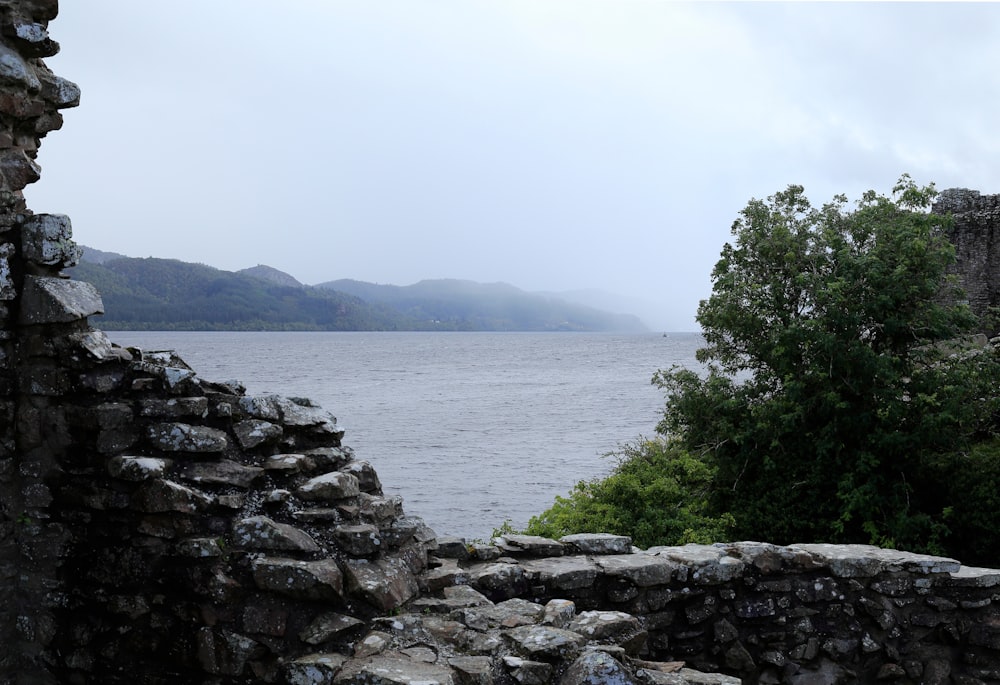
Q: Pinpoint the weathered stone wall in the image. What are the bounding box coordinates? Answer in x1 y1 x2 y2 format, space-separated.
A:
0 3 441 682
934 188 1000 332
435 534 1000 683
5 3 1000 684
0 0 83 681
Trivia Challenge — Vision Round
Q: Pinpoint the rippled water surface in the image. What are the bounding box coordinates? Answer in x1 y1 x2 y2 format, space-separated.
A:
109 331 702 540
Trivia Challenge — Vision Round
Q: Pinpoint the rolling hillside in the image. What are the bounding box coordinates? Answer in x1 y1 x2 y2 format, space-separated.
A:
70 249 647 332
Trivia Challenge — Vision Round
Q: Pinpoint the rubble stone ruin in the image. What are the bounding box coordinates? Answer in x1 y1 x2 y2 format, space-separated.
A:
4 3 1000 684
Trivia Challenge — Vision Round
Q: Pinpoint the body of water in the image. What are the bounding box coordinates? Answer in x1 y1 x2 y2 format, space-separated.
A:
108 331 702 541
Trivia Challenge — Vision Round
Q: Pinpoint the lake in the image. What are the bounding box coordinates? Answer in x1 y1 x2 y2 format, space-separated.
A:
108 331 703 541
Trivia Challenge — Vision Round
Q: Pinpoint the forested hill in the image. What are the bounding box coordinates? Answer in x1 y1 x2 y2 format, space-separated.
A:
68 250 648 332
67 258 406 331
316 279 648 332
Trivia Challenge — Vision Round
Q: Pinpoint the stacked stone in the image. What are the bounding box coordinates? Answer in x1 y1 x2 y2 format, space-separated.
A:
933 188 1000 332
284 576 737 685
29 344 436 682
0 0 85 680
422 535 1000 683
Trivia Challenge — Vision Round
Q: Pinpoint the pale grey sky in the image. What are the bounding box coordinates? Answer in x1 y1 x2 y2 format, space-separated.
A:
23 1 1000 330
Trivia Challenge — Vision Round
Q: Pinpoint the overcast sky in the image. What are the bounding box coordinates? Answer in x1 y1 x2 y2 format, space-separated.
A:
23 1 1000 330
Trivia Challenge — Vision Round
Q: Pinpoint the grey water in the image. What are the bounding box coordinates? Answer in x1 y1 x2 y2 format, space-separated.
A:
108 331 703 541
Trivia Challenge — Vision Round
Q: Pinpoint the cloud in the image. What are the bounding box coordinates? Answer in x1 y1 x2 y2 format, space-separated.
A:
23 1 1000 331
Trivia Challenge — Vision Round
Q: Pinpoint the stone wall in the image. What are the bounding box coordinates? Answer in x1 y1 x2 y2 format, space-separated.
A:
934 188 1000 331
0 0 84 680
434 535 1000 683
5 3 1000 684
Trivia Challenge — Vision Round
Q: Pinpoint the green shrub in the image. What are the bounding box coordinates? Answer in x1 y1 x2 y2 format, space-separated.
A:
524 439 735 549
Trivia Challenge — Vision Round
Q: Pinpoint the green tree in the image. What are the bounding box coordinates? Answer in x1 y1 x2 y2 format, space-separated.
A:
656 176 1000 552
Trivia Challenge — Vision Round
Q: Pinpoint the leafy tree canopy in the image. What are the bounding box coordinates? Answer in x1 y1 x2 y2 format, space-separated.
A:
655 175 1000 552
527 176 1000 564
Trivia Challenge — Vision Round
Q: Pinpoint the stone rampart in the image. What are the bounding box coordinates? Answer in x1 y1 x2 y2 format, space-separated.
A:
934 188 1000 331
4 3 1000 684
427 534 1000 683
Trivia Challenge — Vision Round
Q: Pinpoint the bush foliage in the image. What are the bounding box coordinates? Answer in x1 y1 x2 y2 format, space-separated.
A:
528 177 1000 565
524 439 734 549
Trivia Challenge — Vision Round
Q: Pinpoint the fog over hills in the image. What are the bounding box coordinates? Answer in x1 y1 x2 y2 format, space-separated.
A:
74 247 651 332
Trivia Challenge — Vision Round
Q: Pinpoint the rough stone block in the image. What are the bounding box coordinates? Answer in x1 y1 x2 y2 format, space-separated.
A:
469 563 528 601
277 396 337 428
68 329 119 360
435 536 471 561
540 600 576 629
335 523 382 557
443 585 493 607
140 397 208 419
343 556 419 612
146 422 228 453
940 566 1000 588
360 494 401 526
10 20 59 58
305 446 354 468
336 654 457 685
502 656 551 685
297 471 360 502
594 554 678 588
505 624 586 660
560 533 633 555
519 556 600 591
0 241 13 299
37 70 80 108
107 455 170 481
179 460 263 489
299 613 365 645
284 653 348 685
239 394 281 421
262 452 315 472
233 516 320 553
78 366 127 393
562 652 631 685
176 537 223 558
251 557 344 600
419 559 470 594
21 213 81 267
494 534 566 557
0 41 41 90
792 544 961 578
448 656 494 685
568 611 646 654
341 460 382 494
130 361 196 391
131 479 213 513
647 544 745 584
19 275 103 324
233 418 282 449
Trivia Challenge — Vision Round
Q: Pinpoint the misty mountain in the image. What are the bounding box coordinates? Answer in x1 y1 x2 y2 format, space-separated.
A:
540 288 686 332
70 249 647 332
316 278 648 332
68 257 406 331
